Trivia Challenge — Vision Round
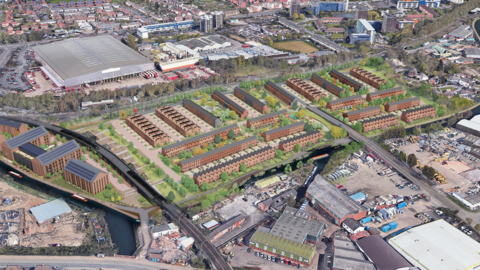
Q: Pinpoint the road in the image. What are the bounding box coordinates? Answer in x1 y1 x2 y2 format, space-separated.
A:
1 117 232 270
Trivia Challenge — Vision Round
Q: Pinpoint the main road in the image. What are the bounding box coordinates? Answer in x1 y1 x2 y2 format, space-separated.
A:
1 117 232 270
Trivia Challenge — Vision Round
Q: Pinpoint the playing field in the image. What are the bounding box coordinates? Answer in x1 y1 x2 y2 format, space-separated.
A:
272 41 318 53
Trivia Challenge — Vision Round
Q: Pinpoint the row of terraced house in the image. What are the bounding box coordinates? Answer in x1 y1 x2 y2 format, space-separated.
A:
125 113 170 147
350 67 387 89
155 105 201 137
286 78 325 102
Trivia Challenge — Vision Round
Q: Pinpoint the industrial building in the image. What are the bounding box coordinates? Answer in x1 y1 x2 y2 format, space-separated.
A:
332 237 376 270
136 20 194 36
362 114 398 133
30 199 72 225
125 113 170 147
32 36 155 89
161 124 239 157
365 87 404 102
357 235 412 270
456 118 480 137
330 69 363 91
388 219 480 270
209 214 246 242
212 91 248 120
286 78 325 102
0 119 28 137
261 122 304 142
400 105 436 123
249 206 324 266
234 87 270 114
382 13 397 33
265 81 300 106
306 175 367 224
278 131 323 152
448 24 472 39
246 110 289 129
1 126 50 162
152 223 179 238
155 106 201 137
311 73 345 97
180 35 232 52
343 106 381 121
350 68 387 89
326 96 364 111
64 159 109 195
258 189 297 211
464 48 480 59
32 140 82 178
183 99 222 128
178 136 257 172
385 97 421 112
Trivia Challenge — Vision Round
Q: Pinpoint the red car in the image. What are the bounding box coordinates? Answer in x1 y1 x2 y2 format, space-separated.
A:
337 185 344 189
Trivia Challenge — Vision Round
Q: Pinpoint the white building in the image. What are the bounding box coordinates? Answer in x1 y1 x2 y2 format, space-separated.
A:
77 22 93 31
342 218 364 234
137 27 149 38
152 223 179 238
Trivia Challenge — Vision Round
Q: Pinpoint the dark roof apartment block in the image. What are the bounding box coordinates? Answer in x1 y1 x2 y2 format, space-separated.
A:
250 109 288 122
163 124 238 152
330 69 363 91
19 143 47 157
5 126 48 150
234 87 267 110
362 114 397 125
263 121 304 136
213 90 246 114
36 140 80 166
344 106 380 117
385 97 420 111
366 87 404 101
265 80 299 105
311 73 345 97
183 98 222 128
357 235 412 270
64 158 107 183
328 96 363 105
0 119 23 129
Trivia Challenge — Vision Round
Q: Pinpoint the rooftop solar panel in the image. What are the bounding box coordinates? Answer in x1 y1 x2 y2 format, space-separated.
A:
0 118 23 129
5 126 48 150
64 159 106 183
19 143 47 157
36 140 80 166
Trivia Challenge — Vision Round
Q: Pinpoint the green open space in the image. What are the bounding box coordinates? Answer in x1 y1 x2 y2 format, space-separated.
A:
305 110 333 130
272 41 319 53
234 65 269 77
156 182 185 203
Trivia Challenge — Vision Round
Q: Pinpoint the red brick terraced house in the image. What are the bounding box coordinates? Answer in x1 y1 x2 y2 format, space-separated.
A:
365 87 404 102
161 124 240 157
178 136 258 172
278 131 323 152
193 146 275 186
125 113 170 147
361 114 398 133
261 122 304 142
286 78 325 102
183 99 222 128
384 97 420 112
401 105 436 123
311 73 345 97
246 110 289 129
330 69 363 92
234 87 270 114
350 68 387 89
326 96 364 111
0 119 28 137
212 90 248 120
155 105 201 137
343 106 381 122
265 81 300 106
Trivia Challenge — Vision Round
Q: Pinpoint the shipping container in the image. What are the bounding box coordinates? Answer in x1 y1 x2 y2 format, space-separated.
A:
381 225 391 232
397 201 407 208
388 222 397 230
361 217 372 224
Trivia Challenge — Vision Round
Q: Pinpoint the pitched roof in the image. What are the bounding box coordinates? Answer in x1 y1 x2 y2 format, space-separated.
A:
362 114 397 124
266 81 298 104
0 118 23 129
280 131 321 146
357 235 412 270
342 217 362 231
183 98 220 123
331 69 363 89
270 206 323 243
311 73 344 94
344 106 380 116
402 105 435 115
249 109 288 123
209 214 245 239
36 140 80 166
5 126 48 150
30 199 72 223
328 95 364 105
234 87 265 108
263 121 304 136
64 159 106 183
386 97 420 107
213 90 246 114
163 123 238 151
19 143 47 157
367 87 404 98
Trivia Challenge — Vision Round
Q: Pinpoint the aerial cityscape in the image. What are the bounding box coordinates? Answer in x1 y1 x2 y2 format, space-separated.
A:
0 0 478 268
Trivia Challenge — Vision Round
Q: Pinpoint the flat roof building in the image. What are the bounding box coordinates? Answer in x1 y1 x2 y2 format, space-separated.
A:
64 159 109 195
357 235 412 270
457 119 480 137
30 199 72 225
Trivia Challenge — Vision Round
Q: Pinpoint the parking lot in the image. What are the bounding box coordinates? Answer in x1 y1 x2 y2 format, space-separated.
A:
0 47 32 91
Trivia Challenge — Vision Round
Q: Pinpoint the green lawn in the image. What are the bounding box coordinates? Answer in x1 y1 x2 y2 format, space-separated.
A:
330 34 344 39
156 182 185 203
51 175 84 193
234 65 269 77
340 43 355 48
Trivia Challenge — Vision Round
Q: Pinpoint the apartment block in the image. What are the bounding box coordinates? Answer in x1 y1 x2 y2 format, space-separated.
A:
362 114 398 133
311 73 345 97
350 68 387 89
161 124 240 157
278 131 323 152
265 81 299 106
64 159 109 195
178 136 258 172
212 90 248 120
0 119 28 137
1 126 50 161
366 87 404 102
343 106 381 121
261 122 305 142
286 78 325 102
247 110 289 129
401 105 436 123
326 96 364 111
183 99 222 128
330 69 363 91
384 97 420 112
31 140 82 178
125 113 170 147
193 146 275 186
234 87 270 114
155 105 201 137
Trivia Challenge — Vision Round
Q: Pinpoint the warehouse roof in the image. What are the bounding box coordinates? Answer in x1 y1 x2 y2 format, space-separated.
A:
456 119 480 133
358 235 412 270
386 97 420 107
344 106 380 116
248 109 288 123
307 175 366 219
0 119 23 129
367 87 403 97
19 143 46 157
333 238 376 270
179 136 256 166
163 123 238 151
234 87 266 108
30 199 72 223
213 90 246 114
266 81 298 105
36 140 80 166
331 69 363 89
464 48 480 57
328 95 364 105
270 206 324 243
209 214 245 240
32 36 152 81
263 121 304 136
64 159 106 183
183 99 220 123
255 175 281 189
5 126 48 150
449 24 472 37
388 219 480 270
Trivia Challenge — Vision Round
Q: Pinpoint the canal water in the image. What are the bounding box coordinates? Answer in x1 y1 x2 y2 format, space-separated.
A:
0 162 137 255
475 19 480 40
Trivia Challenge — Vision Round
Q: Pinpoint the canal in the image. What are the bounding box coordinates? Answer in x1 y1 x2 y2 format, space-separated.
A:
0 162 137 255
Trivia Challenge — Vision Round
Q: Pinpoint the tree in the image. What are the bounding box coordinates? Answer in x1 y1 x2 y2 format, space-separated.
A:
228 129 235 139
276 150 284 159
240 163 247 172
81 155 86 162
294 143 301 152
167 191 175 202
292 101 298 110
214 134 221 144
127 34 137 50
296 109 306 119
331 126 345 139
220 172 228 182
193 148 203 156
293 13 299 19
297 161 303 169
229 110 237 119
300 13 305 20
407 154 417 167
319 100 327 108
284 164 292 174
46 172 51 179
201 182 209 191
447 115 457 127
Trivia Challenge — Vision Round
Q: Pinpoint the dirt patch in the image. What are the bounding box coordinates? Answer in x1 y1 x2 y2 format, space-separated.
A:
272 41 318 53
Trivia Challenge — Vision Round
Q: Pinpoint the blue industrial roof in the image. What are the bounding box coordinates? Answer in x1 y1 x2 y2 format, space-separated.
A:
19 143 47 157
30 199 72 223
36 140 80 166
64 159 106 183
5 126 48 150
350 192 367 201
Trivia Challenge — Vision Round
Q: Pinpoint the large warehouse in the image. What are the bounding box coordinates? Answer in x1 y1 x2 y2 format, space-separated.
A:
388 219 480 270
33 36 155 89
